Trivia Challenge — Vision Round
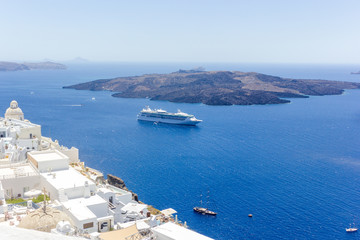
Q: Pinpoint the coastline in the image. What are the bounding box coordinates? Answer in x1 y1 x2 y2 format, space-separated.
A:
73 163 163 217
0 100 212 239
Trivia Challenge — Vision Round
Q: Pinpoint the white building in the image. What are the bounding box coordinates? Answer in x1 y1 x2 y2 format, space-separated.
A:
41 137 80 163
121 202 149 222
62 195 113 233
152 222 215 240
0 162 40 199
25 150 113 234
28 150 70 173
0 101 214 239
0 101 42 164
0 118 41 156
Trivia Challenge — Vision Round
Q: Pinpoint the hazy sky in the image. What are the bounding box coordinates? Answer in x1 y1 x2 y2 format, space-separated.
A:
1 0 359 64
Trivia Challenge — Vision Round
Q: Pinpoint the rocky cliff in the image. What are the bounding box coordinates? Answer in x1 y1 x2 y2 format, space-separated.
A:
107 174 139 202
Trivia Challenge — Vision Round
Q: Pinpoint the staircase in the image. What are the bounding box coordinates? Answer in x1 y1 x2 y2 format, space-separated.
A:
108 201 116 210
58 188 68 202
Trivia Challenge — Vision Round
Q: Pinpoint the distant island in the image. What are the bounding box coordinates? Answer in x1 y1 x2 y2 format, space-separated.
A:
64 70 360 105
0 61 66 71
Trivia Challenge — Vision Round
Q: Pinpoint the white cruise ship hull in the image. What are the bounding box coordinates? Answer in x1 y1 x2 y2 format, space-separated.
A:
137 115 201 126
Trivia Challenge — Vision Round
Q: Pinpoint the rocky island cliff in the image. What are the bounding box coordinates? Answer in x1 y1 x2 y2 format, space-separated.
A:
0 61 66 71
64 70 360 105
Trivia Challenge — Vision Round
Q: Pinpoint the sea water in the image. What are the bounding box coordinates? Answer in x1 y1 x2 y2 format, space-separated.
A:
1 62 360 239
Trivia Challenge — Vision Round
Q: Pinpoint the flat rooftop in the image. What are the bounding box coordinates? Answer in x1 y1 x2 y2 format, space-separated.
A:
99 224 138 240
121 202 147 213
64 204 97 221
63 195 107 221
153 222 214 240
41 167 95 190
28 150 68 162
0 163 38 180
65 194 107 207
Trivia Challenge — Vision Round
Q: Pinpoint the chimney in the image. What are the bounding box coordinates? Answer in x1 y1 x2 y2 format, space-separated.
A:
84 181 90 198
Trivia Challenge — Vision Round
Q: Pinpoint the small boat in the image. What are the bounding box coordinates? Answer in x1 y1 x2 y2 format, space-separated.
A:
193 207 217 216
346 227 358 232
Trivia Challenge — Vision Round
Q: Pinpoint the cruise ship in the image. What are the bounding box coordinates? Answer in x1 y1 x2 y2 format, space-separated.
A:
137 106 202 126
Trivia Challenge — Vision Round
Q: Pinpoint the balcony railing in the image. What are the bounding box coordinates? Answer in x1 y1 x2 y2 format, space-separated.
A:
0 171 39 180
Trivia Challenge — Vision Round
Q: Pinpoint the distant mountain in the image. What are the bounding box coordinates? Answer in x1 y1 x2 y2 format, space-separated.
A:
0 62 30 71
0 61 66 71
63 70 360 106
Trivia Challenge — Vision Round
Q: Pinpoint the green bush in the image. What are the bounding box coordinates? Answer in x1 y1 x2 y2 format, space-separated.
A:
32 194 50 203
6 198 25 204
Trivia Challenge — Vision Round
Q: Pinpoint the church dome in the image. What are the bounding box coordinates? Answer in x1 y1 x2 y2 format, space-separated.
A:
5 100 24 120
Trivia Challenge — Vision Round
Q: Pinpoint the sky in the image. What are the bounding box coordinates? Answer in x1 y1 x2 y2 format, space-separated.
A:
1 0 359 64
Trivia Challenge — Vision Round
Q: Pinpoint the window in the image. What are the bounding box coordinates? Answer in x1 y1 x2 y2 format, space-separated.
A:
83 222 94 229
101 222 108 229
23 187 30 194
5 189 12 198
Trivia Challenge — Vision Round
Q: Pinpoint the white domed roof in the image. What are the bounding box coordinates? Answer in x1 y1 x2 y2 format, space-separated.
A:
5 100 24 120
10 100 19 109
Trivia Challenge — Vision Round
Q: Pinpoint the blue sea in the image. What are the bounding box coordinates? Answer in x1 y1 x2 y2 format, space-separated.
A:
1 62 360 239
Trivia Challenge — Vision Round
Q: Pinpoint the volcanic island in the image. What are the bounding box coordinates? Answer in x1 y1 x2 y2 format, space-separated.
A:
64 69 360 105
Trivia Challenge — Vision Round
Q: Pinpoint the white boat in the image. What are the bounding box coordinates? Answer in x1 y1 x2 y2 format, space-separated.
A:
346 225 358 232
193 207 217 216
137 106 202 126
346 228 358 232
